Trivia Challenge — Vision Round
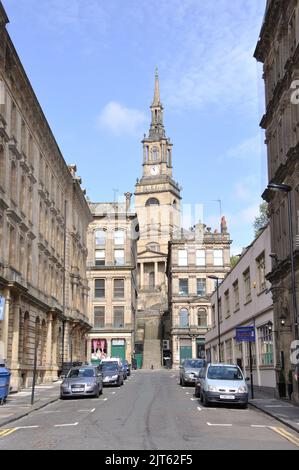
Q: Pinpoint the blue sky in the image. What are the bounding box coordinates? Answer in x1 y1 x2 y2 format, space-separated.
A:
3 0 267 255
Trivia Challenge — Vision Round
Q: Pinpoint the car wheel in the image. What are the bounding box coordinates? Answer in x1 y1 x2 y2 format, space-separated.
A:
202 392 209 407
60 395 65 400
240 403 248 409
95 387 100 398
99 386 103 395
181 377 185 387
195 387 201 398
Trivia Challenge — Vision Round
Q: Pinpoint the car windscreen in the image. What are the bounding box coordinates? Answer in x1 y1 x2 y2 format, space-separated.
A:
184 360 204 368
100 364 118 371
68 368 95 378
207 366 243 380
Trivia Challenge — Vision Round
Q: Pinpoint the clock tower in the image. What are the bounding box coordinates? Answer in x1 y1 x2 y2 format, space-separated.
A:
134 70 181 368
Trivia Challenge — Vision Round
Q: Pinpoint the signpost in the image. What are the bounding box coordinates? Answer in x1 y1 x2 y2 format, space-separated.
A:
236 326 255 399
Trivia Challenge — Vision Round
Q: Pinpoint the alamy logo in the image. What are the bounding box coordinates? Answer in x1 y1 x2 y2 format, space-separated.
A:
290 80 299 105
290 340 299 365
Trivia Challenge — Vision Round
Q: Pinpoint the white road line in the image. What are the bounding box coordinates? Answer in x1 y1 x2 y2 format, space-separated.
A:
54 422 78 427
16 426 39 429
111 392 116 395
103 398 108 401
40 410 61 414
251 425 268 428
78 408 96 413
197 406 202 411
190 398 197 401
185 392 190 395
265 405 293 408
90 408 95 413
207 422 232 427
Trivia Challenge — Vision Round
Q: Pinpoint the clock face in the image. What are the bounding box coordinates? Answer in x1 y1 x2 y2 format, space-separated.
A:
151 165 159 175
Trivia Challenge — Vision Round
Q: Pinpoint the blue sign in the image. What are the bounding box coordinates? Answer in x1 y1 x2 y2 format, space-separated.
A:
0 296 5 321
236 326 255 342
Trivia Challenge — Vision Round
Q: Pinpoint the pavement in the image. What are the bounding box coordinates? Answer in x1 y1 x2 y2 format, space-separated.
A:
249 388 299 434
0 373 299 438
0 381 61 428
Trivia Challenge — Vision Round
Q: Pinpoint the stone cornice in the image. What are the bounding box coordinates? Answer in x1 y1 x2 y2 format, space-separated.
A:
254 0 287 63
260 43 299 129
0 2 9 27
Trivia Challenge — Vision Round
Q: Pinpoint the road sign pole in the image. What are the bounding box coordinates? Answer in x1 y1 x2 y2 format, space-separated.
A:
249 341 254 399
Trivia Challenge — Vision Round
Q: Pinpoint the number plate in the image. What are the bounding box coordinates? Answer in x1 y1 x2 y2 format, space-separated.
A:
72 388 84 392
220 395 235 400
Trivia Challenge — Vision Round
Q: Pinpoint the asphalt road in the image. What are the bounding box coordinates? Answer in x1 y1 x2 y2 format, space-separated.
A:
0 370 298 450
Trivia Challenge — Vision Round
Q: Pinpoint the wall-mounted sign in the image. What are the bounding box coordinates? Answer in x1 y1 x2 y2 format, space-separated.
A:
236 326 255 343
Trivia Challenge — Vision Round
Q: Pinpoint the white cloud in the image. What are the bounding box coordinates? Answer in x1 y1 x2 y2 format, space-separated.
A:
97 102 146 135
226 135 262 160
234 175 260 202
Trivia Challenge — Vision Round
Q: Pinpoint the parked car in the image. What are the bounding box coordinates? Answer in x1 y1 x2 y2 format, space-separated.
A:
195 363 249 408
120 360 128 380
124 360 131 376
60 366 103 399
99 361 124 386
179 359 206 386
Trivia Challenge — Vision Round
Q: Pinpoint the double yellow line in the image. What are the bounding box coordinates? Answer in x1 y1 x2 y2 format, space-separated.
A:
0 428 17 438
270 427 299 448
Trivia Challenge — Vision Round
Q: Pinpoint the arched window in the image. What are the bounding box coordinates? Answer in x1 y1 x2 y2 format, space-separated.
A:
145 198 160 206
114 229 125 246
95 229 106 246
198 308 207 327
146 242 160 252
23 312 30 363
152 147 159 161
179 308 189 328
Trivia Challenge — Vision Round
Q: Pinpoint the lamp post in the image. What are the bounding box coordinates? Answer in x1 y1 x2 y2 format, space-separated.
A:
208 275 221 362
267 183 298 340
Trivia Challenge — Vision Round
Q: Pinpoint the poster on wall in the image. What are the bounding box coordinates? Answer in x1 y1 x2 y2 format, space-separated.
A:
0 297 5 321
91 339 107 361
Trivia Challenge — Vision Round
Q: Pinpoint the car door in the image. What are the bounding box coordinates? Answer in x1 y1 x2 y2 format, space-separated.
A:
198 367 207 391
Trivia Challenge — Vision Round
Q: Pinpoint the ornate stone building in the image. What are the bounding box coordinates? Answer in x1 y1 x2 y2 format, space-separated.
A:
134 71 181 368
255 0 299 400
167 219 231 367
86 196 139 364
0 3 92 390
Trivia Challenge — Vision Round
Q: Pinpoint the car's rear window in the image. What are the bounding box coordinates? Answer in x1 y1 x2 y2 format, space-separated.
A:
207 366 243 380
100 363 118 371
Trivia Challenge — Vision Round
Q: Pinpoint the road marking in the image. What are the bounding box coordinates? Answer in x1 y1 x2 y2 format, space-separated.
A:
103 398 108 401
197 406 202 411
270 427 299 448
0 428 17 437
54 422 78 427
40 410 61 414
16 426 39 430
185 392 190 395
190 398 197 401
250 425 268 428
207 422 232 427
78 408 96 413
170 375 175 378
265 405 293 408
111 392 116 395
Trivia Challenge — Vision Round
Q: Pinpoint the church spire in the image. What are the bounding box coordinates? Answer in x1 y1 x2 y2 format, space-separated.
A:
152 67 161 106
149 68 165 139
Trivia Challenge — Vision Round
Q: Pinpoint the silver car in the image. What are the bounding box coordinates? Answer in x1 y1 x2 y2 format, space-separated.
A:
179 359 206 386
195 363 249 408
60 366 103 399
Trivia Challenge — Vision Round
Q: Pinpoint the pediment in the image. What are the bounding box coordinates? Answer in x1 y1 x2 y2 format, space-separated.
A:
138 248 168 260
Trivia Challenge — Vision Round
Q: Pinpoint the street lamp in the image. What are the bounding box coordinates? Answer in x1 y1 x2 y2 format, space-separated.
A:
208 275 221 362
267 183 298 339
